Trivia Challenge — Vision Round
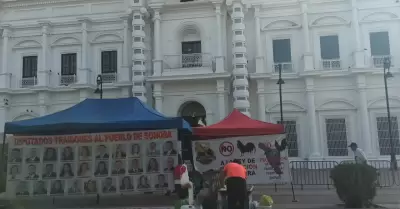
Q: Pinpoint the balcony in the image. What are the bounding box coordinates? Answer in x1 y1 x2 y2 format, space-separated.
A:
371 55 392 68
163 53 214 75
101 72 117 83
321 59 342 70
20 77 37 88
59 74 77 86
274 62 293 73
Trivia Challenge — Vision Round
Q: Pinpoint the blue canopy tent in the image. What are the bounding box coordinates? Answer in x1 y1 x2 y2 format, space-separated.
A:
4 97 192 135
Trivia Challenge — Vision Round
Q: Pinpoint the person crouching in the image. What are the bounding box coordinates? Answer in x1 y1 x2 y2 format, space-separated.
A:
221 159 247 209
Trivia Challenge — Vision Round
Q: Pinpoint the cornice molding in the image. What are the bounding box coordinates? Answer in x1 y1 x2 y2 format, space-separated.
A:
2 0 124 8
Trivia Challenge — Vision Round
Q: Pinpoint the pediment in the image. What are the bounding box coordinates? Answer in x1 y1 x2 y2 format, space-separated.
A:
311 16 349 27
91 33 123 44
13 39 41 49
361 12 398 23
266 101 306 113
368 97 400 109
317 100 357 111
262 20 300 31
51 36 81 47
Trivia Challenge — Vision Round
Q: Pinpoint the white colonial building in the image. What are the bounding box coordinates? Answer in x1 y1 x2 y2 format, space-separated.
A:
0 0 399 161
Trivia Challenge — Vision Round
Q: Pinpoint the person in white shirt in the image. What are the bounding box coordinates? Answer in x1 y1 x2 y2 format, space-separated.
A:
349 142 367 164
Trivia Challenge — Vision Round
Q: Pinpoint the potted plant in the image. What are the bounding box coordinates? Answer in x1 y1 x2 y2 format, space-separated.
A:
258 195 274 209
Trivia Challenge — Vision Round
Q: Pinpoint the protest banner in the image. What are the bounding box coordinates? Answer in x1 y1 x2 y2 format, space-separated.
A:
6 129 178 198
192 134 290 184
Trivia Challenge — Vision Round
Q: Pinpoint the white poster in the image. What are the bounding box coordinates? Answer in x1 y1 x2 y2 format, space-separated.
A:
6 129 178 198
192 134 290 184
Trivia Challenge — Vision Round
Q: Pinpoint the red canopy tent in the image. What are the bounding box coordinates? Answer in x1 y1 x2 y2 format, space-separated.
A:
193 109 284 138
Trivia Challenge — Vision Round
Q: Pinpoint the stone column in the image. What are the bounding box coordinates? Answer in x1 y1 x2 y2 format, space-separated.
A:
0 97 8 133
37 21 51 87
254 6 264 74
132 8 148 102
306 77 320 158
257 80 266 121
77 17 91 85
153 83 163 113
152 9 162 76
119 15 132 83
217 80 226 120
214 4 225 73
231 1 251 117
300 0 314 71
38 92 49 116
351 0 365 68
0 25 11 89
356 74 373 155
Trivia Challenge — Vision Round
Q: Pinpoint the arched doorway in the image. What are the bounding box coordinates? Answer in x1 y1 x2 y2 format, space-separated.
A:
179 101 206 127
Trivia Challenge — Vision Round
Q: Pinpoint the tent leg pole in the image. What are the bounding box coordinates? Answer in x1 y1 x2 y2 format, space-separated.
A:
1 131 6 183
291 182 297 202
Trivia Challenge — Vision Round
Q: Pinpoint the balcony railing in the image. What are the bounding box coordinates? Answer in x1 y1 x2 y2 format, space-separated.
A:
274 62 293 73
20 77 37 88
163 53 212 69
321 59 341 70
372 55 392 68
59 74 77 86
101 72 117 83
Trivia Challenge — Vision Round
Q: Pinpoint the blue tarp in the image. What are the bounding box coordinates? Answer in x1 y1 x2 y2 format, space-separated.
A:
5 97 192 135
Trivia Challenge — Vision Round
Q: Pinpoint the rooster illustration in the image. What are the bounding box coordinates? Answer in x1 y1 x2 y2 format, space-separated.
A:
258 139 287 175
237 140 256 156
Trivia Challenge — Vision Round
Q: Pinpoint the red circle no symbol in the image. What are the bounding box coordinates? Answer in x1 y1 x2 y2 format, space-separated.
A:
219 141 234 156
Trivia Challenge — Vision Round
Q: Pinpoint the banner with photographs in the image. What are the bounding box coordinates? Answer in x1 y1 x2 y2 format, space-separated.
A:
192 134 290 184
6 129 178 198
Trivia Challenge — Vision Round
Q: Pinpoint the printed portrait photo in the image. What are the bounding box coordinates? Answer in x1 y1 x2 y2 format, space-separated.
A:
113 144 126 159
15 181 29 196
137 175 151 190
102 177 116 193
78 162 91 177
9 148 22 163
146 158 159 173
84 179 97 194
128 158 143 174
164 157 175 172
146 142 160 156
61 146 74 161
131 143 141 157
25 164 39 180
68 179 82 195
154 174 169 189
42 164 57 179
25 148 40 163
94 161 109 177
119 176 134 191
43 147 57 162
163 141 177 156
96 145 109 159
112 160 126 175
8 165 20 181
33 181 48 196
50 180 64 195
60 163 75 178
79 146 92 161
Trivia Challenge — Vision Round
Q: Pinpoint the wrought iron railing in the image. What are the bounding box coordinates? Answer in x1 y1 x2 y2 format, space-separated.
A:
274 62 293 73
163 53 213 69
321 59 342 70
101 72 117 83
371 55 392 68
59 74 77 86
20 77 37 88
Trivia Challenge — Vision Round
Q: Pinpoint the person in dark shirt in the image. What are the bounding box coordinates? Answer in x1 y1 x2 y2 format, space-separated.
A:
155 174 168 188
96 145 109 159
102 177 116 193
26 148 40 163
42 164 57 179
112 160 126 175
94 161 108 176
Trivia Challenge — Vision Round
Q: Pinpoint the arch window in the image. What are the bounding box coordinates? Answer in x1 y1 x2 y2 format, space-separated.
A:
180 25 202 68
178 101 206 127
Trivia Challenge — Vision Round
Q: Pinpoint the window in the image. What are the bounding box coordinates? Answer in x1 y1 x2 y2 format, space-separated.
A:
320 35 340 59
181 41 202 68
134 37 142 42
235 54 244 58
22 56 38 78
182 41 201 54
61 53 77 75
370 32 390 56
234 31 243 35
134 49 142 54
325 118 349 156
273 39 292 72
133 26 141 30
377 116 400 155
134 15 141 19
234 7 241 12
235 42 243 47
180 0 193 2
101 51 117 73
277 120 299 157
234 19 242 23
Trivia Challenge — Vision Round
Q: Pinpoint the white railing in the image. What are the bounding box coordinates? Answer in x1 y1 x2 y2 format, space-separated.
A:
163 53 213 69
59 74 77 86
20 77 37 88
274 62 293 73
371 55 392 68
101 72 117 83
321 59 341 70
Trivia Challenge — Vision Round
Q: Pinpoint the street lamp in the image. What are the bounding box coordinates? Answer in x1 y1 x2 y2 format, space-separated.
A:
383 57 397 170
94 74 103 99
276 64 285 123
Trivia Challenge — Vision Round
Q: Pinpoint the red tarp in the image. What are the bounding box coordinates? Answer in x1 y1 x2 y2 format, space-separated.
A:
193 109 284 138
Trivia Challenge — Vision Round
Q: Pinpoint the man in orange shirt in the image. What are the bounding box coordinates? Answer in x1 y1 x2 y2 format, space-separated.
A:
221 159 247 209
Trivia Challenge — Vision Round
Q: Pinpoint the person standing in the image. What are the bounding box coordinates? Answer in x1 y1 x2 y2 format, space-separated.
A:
349 142 368 164
221 159 247 209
